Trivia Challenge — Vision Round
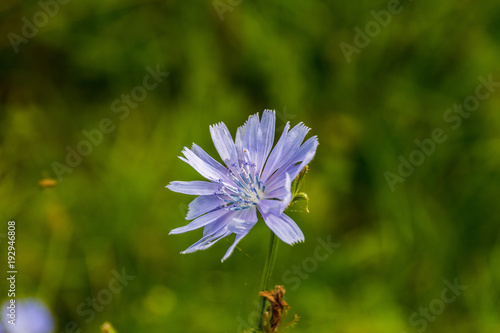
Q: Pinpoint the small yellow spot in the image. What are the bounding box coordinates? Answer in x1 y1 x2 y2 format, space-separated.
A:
100 322 117 333
38 178 57 188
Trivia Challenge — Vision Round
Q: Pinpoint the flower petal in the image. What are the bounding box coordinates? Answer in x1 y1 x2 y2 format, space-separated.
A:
181 211 238 253
170 208 227 234
235 125 246 163
210 122 239 169
186 194 225 220
262 122 309 181
235 111 275 174
261 212 304 245
182 229 231 253
227 206 258 233
221 234 245 262
190 143 233 183
261 122 289 181
167 181 220 195
255 110 275 172
287 136 318 180
180 147 226 182
265 136 319 205
222 206 258 261
264 136 318 193
241 113 260 164
257 199 283 216
279 173 293 214
263 173 293 214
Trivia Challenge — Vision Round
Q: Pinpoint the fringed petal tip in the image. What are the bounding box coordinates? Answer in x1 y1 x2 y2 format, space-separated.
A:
263 213 305 246
290 238 305 246
209 122 226 130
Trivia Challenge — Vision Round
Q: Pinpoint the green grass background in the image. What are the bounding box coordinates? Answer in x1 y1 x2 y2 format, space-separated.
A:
1 0 500 332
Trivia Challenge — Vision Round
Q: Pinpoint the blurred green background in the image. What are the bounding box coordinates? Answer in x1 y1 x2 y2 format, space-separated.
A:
1 0 500 332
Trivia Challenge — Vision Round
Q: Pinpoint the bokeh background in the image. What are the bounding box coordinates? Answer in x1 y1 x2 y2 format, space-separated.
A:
1 0 500 332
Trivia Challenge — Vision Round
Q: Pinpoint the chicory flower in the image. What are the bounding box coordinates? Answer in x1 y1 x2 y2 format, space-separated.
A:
168 110 318 261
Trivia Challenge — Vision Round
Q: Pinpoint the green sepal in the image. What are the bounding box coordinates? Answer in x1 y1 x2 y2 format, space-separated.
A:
286 192 310 213
286 165 310 213
290 165 309 198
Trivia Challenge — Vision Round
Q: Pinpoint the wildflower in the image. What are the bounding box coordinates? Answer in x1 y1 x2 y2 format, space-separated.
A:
167 110 318 261
1 298 55 333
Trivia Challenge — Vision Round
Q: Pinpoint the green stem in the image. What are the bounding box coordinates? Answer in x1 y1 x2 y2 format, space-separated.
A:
257 231 279 331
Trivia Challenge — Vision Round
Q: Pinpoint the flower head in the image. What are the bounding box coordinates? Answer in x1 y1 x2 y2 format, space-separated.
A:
167 110 318 261
1 298 55 333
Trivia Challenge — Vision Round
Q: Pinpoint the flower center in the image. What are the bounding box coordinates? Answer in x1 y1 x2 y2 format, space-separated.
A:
215 162 266 211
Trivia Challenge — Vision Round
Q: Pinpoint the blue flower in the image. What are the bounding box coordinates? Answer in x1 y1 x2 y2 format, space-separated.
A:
167 110 318 261
1 298 55 333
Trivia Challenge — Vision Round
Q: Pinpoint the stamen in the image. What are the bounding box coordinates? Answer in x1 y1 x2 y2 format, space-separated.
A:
216 159 266 211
